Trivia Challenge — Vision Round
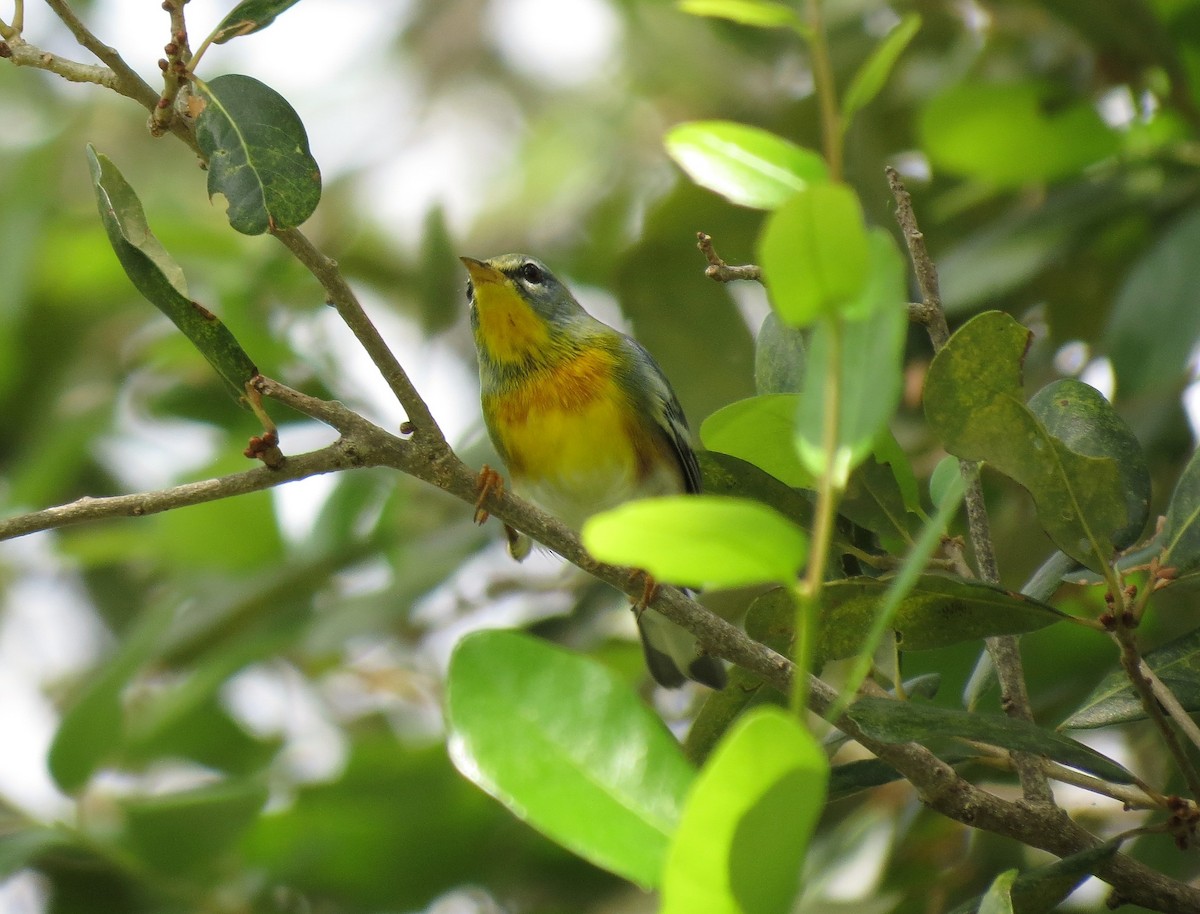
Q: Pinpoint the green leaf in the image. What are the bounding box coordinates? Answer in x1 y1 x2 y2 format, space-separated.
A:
1027 378 1150 549
758 185 870 326
121 778 268 873
0 828 70 880
86 146 259 397
818 575 1072 662
701 394 814 488
978 870 1017 914
677 0 803 29
582 495 807 588
1107 208 1200 396
842 14 922 123
1063 626 1200 728
697 451 816 532
446 630 695 888
923 311 1127 570
919 81 1119 186
661 708 829 914
1163 447 1200 574
211 0 303 44
194 74 322 235
795 232 907 484
665 121 828 210
48 605 174 793
846 697 1135 783
754 311 808 395
840 433 922 551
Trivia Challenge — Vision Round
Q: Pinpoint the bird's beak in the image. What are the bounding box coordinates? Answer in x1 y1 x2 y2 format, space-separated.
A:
460 257 506 288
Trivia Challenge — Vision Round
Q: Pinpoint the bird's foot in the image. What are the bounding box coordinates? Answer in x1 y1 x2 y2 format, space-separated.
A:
474 464 504 525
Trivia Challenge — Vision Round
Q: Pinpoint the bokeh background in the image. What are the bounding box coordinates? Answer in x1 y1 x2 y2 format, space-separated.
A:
3 0 1200 911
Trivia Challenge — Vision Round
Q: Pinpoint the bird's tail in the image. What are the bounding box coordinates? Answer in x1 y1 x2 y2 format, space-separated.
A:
636 608 726 690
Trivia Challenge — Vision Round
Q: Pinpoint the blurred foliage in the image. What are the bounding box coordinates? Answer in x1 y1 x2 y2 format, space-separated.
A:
4 0 1200 913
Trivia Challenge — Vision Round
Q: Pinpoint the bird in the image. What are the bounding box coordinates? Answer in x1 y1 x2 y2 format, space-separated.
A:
462 253 727 690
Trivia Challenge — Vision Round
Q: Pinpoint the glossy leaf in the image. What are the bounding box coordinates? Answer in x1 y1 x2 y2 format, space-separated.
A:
1063 626 1200 728
677 0 802 29
583 495 807 587
665 121 828 210
924 311 1126 570
661 708 828 914
86 146 258 397
48 605 174 792
796 234 908 483
195 74 322 234
211 0 303 43
701 394 813 488
446 630 695 887
1028 379 1150 549
847 698 1134 783
842 14 922 123
121 778 269 873
818 575 1072 662
1106 208 1200 396
920 81 1118 186
1163 447 1200 574
758 185 870 326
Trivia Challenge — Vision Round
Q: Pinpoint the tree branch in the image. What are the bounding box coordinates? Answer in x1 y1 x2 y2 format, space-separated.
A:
696 232 763 283
0 33 119 88
886 165 1053 806
44 0 157 108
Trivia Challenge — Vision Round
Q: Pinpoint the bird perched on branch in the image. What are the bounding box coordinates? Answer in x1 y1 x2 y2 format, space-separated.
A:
462 253 726 690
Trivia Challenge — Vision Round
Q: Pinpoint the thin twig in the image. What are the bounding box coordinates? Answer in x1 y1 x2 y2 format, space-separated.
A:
696 233 763 283
270 227 447 451
886 165 1053 806
44 0 157 108
0 35 118 88
1112 624 1200 800
150 0 193 136
1142 660 1200 752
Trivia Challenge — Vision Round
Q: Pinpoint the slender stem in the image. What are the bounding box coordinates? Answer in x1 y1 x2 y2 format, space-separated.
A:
13 0 22 33
271 227 447 451
43 0 157 107
805 0 843 180
1 35 119 88
886 165 1053 805
1142 660 1200 752
1112 624 1200 799
792 317 844 715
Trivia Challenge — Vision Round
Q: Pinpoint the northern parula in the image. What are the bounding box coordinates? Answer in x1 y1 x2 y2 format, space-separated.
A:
462 253 727 690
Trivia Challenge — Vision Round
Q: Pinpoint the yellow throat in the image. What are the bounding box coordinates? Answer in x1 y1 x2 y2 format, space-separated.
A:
463 257 551 364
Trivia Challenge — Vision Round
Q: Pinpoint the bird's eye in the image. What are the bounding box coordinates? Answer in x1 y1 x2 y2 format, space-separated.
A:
519 262 543 285
465 279 474 302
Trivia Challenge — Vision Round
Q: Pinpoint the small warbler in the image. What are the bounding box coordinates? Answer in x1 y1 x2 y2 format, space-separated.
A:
462 253 726 690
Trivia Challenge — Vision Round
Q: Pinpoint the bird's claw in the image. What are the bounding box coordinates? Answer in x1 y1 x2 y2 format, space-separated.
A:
475 464 504 525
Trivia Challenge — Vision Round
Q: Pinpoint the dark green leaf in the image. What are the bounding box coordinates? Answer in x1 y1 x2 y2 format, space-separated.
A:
121 778 268 872
661 708 828 914
840 434 922 551
754 312 807 395
447 630 695 888
697 451 815 531
0 828 69 879
665 121 828 210
842 14 922 122
1164 447 1200 574
211 0 303 44
86 146 259 397
1028 378 1150 549
950 841 1121 914
847 697 1135 782
818 575 1071 662
919 82 1118 186
195 74 322 234
1063 626 1200 728
924 311 1126 570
